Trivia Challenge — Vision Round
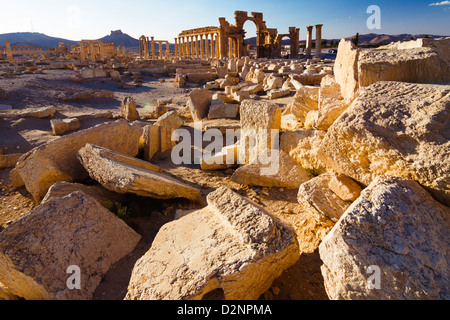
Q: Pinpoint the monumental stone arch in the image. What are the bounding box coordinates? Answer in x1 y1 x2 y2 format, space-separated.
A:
175 10 321 59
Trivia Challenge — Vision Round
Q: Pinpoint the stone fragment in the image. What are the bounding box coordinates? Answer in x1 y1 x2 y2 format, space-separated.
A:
268 88 291 100
121 97 140 122
50 118 80 135
280 129 326 172
60 90 115 101
297 173 362 223
200 144 239 171
14 119 142 201
0 153 22 169
0 191 141 300
20 106 56 118
156 97 173 107
186 88 212 121
41 181 125 209
207 99 239 119
315 98 348 130
232 150 311 189
283 86 319 126
333 40 360 103
78 144 201 202
155 110 182 129
125 187 299 300
239 100 281 165
319 176 450 300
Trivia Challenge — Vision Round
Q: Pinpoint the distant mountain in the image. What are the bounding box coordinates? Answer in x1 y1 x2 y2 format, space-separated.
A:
99 30 139 48
245 33 448 47
0 32 75 49
0 30 141 49
343 33 447 45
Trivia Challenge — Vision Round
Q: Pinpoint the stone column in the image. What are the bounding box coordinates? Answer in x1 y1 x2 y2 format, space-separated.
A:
174 38 178 57
205 33 210 59
200 34 204 59
99 43 105 60
80 42 86 62
166 41 170 59
193 35 197 58
5 42 13 63
306 26 313 57
89 41 95 61
228 38 233 58
315 24 323 57
159 42 163 60
216 33 221 59
151 37 156 59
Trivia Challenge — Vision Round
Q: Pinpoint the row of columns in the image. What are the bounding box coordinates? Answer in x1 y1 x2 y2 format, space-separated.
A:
175 33 220 59
0 43 42 62
78 41 123 62
140 36 170 60
305 24 323 57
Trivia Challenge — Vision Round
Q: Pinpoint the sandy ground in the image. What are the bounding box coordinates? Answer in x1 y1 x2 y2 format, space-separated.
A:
0 64 328 300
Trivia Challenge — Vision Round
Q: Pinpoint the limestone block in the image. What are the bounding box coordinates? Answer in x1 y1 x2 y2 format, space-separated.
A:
14 119 142 201
319 75 343 104
315 98 348 130
297 173 362 223
0 153 22 169
200 144 239 171
263 75 283 91
232 90 250 102
317 81 450 206
156 97 173 107
186 72 217 83
281 114 303 131
0 191 141 300
319 176 450 300
142 124 160 161
124 187 299 300
186 88 212 121
240 83 264 95
207 100 239 120
268 88 291 100
50 118 80 135
212 92 235 104
239 100 281 165
41 181 126 209
155 110 182 129
283 86 319 126
120 97 140 122
20 106 56 118
333 40 360 103
280 129 326 172
78 144 200 202
358 40 450 88
60 90 115 101
231 150 311 189
80 68 108 79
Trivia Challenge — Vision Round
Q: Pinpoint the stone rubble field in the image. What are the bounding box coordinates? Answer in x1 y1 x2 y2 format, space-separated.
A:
0 37 449 300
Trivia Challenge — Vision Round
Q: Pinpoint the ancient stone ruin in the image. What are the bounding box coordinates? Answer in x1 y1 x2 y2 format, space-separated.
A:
0 9 449 302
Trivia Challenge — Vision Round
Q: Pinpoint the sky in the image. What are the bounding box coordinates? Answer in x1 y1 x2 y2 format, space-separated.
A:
0 0 449 41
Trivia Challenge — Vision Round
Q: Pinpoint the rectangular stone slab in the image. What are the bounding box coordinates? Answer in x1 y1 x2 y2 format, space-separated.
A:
78 143 201 202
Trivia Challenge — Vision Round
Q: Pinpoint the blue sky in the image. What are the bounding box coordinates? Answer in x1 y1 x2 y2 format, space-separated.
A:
0 0 448 41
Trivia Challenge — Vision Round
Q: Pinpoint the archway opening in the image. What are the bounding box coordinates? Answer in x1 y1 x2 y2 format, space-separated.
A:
242 20 258 58
280 35 292 58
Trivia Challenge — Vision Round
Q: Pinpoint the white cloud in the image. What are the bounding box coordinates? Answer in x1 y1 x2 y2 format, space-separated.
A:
429 1 450 5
